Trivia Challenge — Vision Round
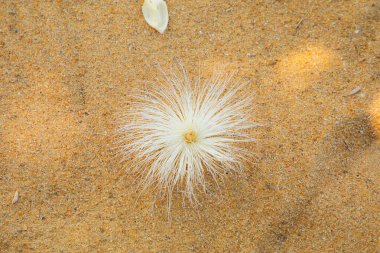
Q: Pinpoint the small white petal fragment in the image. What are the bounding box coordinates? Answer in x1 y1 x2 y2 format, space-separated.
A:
142 0 169 34
12 191 19 204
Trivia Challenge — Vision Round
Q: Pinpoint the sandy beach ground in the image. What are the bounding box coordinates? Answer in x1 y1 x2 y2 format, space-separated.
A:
1 0 379 252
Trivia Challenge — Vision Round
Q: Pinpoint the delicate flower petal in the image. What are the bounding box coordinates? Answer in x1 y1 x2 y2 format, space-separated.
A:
142 0 169 34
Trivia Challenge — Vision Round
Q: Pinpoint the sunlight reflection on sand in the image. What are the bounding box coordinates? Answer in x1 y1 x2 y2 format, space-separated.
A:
277 46 341 91
2 72 84 167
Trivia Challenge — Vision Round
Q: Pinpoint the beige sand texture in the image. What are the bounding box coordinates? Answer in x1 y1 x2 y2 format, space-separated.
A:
1 0 379 252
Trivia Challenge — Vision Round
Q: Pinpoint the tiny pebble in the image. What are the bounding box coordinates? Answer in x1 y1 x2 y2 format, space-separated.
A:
246 53 256 57
354 25 361 34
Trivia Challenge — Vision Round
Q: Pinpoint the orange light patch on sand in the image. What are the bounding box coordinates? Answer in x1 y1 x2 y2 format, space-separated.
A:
370 93 380 138
277 46 341 90
1 73 84 167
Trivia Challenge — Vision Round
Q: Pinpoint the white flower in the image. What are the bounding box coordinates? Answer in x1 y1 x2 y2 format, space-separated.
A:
119 64 255 205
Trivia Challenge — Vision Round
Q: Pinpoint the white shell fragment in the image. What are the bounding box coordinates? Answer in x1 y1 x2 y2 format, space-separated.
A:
142 0 169 34
348 86 362 96
12 191 19 204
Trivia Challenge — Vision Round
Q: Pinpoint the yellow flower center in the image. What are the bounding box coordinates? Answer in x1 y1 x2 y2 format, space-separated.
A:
183 130 197 144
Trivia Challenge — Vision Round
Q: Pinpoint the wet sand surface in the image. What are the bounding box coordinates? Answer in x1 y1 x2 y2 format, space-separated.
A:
1 1 379 252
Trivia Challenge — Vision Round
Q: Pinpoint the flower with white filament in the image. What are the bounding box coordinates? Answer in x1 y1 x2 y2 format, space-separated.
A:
119 64 255 205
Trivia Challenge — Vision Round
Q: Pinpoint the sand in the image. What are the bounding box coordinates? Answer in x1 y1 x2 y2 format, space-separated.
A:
0 0 379 252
